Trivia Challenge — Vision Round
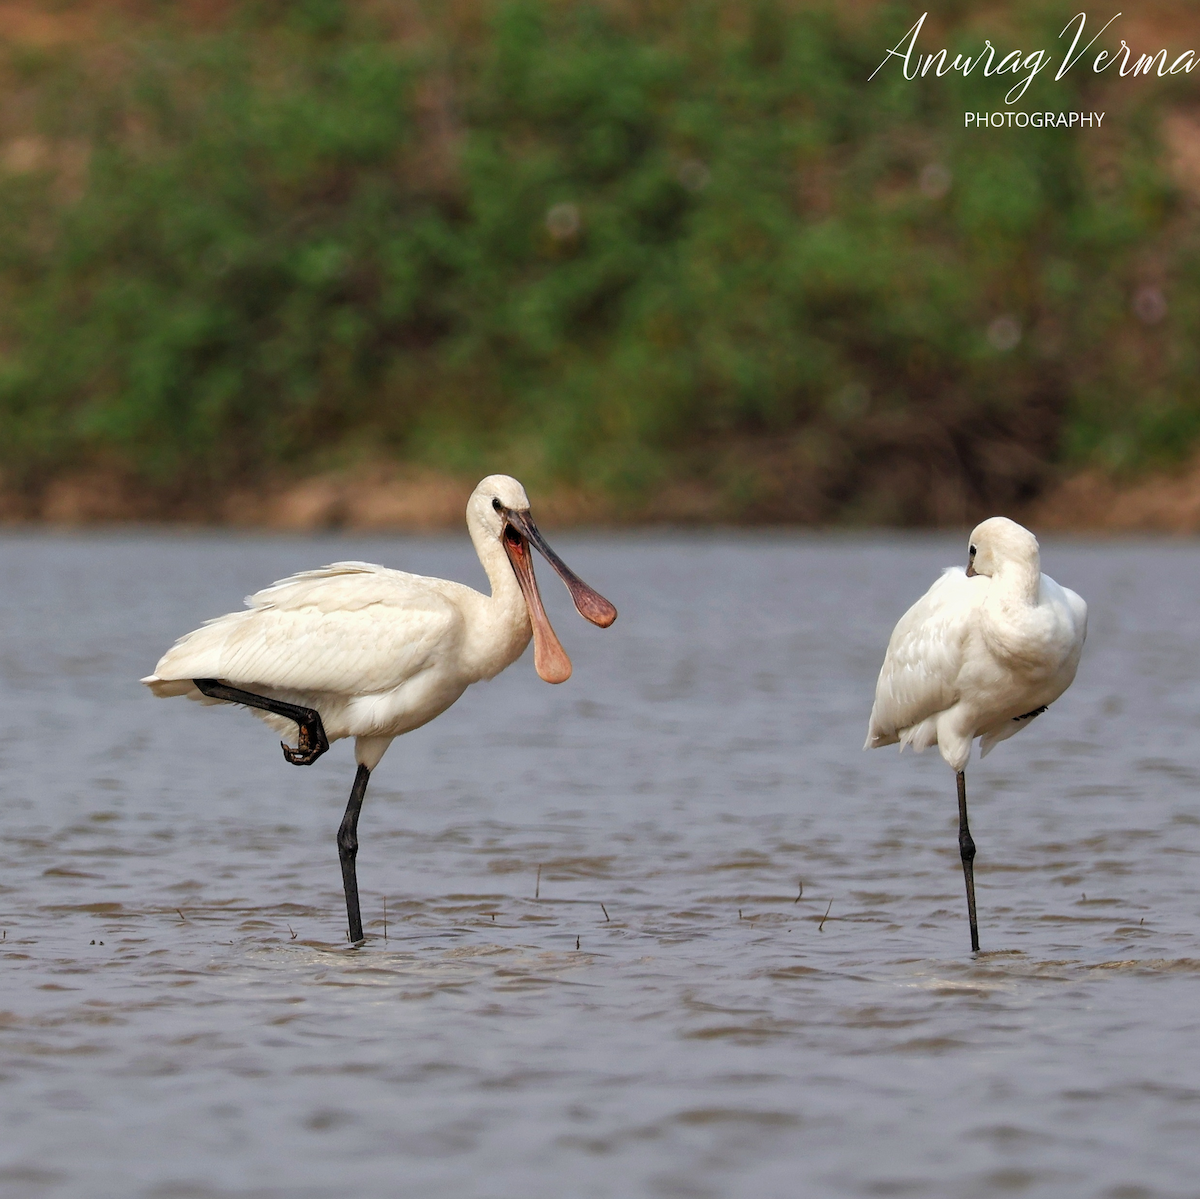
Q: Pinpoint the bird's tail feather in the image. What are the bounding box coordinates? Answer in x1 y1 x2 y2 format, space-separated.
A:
898 718 939 755
140 675 222 703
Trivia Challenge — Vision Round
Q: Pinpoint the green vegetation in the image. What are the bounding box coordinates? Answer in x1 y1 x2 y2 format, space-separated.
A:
0 0 1194 520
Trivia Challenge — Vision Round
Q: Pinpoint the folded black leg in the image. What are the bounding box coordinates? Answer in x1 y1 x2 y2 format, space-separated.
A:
193 678 330 766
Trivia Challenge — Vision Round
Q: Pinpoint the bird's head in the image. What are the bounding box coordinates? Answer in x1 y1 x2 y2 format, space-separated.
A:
471 474 533 537
966 516 1040 578
469 475 617 683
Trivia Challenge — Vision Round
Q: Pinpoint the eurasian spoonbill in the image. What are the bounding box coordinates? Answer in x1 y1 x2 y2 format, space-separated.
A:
865 517 1087 951
143 475 617 943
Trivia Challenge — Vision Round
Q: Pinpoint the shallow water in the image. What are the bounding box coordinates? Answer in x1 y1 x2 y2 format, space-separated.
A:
0 530 1198 1198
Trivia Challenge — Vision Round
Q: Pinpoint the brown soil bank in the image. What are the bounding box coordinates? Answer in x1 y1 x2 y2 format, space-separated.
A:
1030 459 1200 535
0 465 776 529
0 467 605 531
5 462 1200 533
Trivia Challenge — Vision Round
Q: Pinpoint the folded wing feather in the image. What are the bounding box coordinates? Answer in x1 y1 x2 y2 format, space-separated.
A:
144 562 465 698
865 567 975 748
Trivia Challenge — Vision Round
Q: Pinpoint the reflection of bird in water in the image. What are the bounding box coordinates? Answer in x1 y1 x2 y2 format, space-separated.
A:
865 517 1087 952
143 475 617 943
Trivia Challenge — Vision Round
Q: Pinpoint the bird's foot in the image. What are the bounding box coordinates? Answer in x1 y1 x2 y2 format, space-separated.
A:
282 741 319 766
281 718 329 766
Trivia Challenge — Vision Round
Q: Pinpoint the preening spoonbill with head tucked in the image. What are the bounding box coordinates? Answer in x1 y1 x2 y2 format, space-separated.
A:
865 517 1087 952
143 475 617 943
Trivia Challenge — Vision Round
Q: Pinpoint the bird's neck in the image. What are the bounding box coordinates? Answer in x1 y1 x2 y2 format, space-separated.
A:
466 519 532 674
991 556 1041 606
470 523 520 606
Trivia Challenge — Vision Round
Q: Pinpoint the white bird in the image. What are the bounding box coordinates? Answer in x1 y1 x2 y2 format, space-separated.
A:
143 475 617 942
865 517 1087 951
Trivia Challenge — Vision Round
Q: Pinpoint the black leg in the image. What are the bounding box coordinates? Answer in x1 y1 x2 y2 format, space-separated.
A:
956 770 980 953
193 679 329 765
337 764 371 944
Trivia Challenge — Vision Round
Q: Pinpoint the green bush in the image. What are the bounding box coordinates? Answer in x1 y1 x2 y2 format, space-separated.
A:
0 0 1192 520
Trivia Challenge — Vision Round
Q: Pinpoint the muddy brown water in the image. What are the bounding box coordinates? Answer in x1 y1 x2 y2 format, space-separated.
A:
0 531 1198 1198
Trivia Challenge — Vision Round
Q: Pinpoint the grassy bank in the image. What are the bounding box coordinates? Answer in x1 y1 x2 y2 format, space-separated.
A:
0 0 1196 524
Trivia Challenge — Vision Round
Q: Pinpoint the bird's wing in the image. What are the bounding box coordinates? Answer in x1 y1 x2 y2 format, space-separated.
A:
1062 583 1088 645
978 573 1089 757
865 567 976 748
146 562 466 696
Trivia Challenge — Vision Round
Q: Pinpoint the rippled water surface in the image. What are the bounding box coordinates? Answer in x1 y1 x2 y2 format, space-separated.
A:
1 531 1199 1198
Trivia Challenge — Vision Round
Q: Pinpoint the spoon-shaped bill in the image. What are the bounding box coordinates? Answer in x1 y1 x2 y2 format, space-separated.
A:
504 510 618 627
502 525 573 683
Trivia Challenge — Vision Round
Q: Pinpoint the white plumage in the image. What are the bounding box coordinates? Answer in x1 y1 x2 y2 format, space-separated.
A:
146 561 501 770
866 517 1087 770
865 516 1087 950
143 474 617 942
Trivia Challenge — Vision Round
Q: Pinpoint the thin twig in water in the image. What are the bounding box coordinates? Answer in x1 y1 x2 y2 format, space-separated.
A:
600 903 610 922
738 909 743 920
383 896 388 943
176 909 186 922
818 900 833 932
536 865 541 900
794 881 803 904
288 925 297 940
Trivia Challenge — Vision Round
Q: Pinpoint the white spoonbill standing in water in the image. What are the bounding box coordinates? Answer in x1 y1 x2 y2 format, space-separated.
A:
865 517 1086 952
143 475 617 942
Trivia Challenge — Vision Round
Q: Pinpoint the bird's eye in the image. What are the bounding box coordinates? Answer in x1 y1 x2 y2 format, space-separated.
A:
969 545 976 557
492 497 503 512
